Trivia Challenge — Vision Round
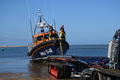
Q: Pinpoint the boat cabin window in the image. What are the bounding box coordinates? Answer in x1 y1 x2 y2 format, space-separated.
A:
41 28 44 33
37 36 43 41
41 29 44 32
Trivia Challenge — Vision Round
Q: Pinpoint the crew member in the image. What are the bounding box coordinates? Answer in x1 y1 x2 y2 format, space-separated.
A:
48 25 54 40
59 25 66 40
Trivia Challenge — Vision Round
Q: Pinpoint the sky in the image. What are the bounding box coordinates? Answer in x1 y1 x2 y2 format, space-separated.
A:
0 0 120 46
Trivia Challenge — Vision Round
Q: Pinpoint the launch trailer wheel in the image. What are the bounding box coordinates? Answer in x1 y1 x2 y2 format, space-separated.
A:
91 72 102 80
48 63 71 79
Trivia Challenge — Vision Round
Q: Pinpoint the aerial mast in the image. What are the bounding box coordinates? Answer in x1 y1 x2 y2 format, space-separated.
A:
26 0 33 36
51 0 56 30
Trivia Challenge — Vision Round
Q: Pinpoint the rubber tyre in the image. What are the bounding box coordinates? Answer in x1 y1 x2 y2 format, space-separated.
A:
92 72 102 80
57 64 71 79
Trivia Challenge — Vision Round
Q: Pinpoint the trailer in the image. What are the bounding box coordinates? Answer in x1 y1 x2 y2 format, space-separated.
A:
47 55 109 79
47 29 120 80
90 68 120 80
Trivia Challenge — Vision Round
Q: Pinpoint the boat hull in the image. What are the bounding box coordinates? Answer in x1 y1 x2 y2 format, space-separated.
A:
27 40 69 61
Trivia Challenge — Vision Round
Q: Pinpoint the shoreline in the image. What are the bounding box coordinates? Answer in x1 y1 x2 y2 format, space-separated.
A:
0 46 28 48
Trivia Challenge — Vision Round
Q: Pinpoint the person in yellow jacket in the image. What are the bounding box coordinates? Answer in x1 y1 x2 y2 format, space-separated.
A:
48 25 54 40
59 25 66 40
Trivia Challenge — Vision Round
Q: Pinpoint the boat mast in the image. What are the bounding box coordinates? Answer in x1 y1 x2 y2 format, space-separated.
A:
27 0 33 36
38 9 41 17
51 0 56 30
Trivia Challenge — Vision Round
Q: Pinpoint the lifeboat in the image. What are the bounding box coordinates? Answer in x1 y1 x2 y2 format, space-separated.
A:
27 10 69 62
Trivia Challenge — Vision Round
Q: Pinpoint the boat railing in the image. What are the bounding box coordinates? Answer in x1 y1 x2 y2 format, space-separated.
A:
28 43 33 52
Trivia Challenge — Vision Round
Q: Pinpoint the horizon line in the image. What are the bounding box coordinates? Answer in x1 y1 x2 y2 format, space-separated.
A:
0 46 28 48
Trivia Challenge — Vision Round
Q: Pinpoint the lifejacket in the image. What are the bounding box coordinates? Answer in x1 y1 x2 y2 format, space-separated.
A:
60 31 66 40
48 31 52 40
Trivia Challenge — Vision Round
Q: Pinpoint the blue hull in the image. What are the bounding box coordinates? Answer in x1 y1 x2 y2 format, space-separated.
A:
27 40 69 60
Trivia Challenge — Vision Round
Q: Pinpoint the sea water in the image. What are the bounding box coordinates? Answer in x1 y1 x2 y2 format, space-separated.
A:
67 44 108 57
0 47 29 73
0 44 108 79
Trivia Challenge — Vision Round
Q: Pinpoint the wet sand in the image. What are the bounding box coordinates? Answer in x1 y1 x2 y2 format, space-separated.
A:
0 72 30 80
0 72 86 80
0 72 48 80
0 61 86 80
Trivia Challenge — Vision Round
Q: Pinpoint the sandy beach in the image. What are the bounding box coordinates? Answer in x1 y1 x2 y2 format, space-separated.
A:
0 72 87 80
0 72 47 80
0 72 30 80
0 61 87 80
